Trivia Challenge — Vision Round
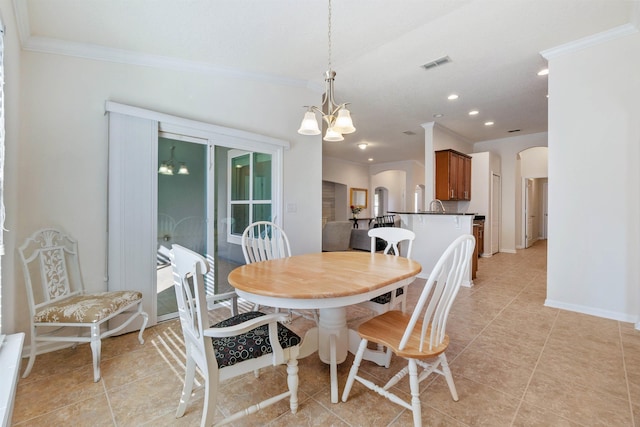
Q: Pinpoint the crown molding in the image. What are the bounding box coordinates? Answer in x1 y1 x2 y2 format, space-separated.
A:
541 23 638 60
12 0 313 90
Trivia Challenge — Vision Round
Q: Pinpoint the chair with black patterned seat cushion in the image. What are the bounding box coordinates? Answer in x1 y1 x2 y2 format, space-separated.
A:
361 227 416 313
355 227 416 367
19 228 148 382
171 244 303 427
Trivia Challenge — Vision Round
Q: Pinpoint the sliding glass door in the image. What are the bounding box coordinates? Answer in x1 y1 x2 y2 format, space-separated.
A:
157 135 207 320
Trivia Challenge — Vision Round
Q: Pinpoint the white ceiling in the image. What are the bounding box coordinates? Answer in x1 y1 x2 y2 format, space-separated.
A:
20 0 637 164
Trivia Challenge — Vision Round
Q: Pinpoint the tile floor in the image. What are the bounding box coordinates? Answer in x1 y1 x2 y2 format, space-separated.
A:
12 240 640 426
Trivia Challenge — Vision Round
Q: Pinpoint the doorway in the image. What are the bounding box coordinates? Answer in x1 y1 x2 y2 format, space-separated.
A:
156 135 208 320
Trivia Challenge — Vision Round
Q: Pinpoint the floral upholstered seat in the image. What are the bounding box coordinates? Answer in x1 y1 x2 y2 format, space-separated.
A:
19 228 148 382
33 291 143 323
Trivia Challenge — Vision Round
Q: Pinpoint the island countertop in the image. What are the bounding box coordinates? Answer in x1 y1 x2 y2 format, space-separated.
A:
388 211 477 216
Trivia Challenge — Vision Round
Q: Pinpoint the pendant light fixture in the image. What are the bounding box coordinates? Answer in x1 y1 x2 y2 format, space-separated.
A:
297 0 355 141
158 146 189 176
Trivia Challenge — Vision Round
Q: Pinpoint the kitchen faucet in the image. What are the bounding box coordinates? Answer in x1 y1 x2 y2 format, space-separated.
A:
429 199 445 213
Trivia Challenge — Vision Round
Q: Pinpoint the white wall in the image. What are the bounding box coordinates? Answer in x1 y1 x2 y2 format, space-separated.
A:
545 28 640 323
323 156 371 217
370 159 425 212
371 170 406 212
3 24 322 335
520 146 548 178
473 132 548 253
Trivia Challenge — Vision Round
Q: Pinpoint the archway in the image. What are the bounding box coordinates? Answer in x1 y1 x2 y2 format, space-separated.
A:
516 147 548 249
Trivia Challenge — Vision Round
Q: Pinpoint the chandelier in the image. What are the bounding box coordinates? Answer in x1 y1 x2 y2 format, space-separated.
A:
158 146 189 176
297 0 355 142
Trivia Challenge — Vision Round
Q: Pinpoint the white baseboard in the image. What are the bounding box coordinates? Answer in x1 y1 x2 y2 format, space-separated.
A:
545 299 639 324
500 249 517 254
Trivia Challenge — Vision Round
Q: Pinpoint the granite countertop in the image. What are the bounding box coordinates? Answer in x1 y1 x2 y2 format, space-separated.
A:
389 211 477 216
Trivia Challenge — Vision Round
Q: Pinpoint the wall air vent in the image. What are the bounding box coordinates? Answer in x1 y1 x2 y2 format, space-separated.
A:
422 56 452 70
403 130 416 136
508 129 521 133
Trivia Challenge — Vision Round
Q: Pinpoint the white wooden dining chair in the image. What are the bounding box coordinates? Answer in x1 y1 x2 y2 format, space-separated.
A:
19 228 148 382
171 244 304 426
361 227 416 314
241 221 318 324
342 234 475 427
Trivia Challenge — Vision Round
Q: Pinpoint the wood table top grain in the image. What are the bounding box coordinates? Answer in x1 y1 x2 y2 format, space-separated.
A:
228 251 422 300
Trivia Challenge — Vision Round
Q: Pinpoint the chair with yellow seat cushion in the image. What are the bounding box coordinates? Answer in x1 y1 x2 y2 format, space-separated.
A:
19 228 148 382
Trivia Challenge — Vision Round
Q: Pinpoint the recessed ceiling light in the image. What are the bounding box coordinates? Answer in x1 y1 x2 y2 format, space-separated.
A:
433 113 444 118
469 110 479 116
484 121 494 126
357 143 368 150
368 158 373 162
537 68 549 76
447 94 459 100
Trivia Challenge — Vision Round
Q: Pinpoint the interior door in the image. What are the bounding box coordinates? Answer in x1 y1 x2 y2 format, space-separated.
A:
491 173 500 254
525 178 535 248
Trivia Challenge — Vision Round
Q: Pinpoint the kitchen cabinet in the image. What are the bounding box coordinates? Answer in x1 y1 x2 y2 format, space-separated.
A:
472 219 484 279
435 149 472 201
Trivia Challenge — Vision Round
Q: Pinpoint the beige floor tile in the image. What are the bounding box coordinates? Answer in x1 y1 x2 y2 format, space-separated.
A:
12 364 104 423
108 368 183 427
523 370 633 426
423 374 521 426
267 398 350 427
512 401 579 426
452 347 535 398
12 393 114 427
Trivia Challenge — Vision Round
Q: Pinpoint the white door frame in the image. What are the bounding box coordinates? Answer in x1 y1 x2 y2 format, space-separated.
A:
107 101 288 327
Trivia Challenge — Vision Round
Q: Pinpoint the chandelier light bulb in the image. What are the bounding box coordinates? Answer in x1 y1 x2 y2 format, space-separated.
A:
333 108 356 134
324 127 344 142
297 110 321 135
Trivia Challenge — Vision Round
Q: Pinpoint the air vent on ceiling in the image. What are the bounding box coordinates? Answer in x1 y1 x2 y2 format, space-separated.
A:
403 130 416 136
508 129 521 133
422 56 452 70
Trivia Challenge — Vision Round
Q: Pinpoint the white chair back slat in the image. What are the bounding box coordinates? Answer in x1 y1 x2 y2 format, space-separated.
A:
368 227 415 258
242 221 291 265
398 234 475 353
171 244 215 368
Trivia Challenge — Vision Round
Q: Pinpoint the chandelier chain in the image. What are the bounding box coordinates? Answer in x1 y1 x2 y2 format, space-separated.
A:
327 0 332 71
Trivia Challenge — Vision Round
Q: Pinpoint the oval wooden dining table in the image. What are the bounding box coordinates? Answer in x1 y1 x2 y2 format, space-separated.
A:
228 251 421 403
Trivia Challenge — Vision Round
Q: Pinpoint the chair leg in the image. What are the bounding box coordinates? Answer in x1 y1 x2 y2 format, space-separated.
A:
440 353 459 401
341 338 368 402
176 352 196 418
286 359 299 414
201 366 217 427
137 308 149 344
21 325 38 378
90 324 102 382
408 359 422 427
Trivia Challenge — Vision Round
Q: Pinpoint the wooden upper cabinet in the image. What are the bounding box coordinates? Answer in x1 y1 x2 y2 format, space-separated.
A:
435 149 472 201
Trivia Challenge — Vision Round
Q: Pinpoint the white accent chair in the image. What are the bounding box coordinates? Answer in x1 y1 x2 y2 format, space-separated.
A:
241 221 318 324
171 244 302 426
19 228 148 382
342 234 476 427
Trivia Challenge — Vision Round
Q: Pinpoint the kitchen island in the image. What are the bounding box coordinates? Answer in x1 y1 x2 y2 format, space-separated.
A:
390 211 475 286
